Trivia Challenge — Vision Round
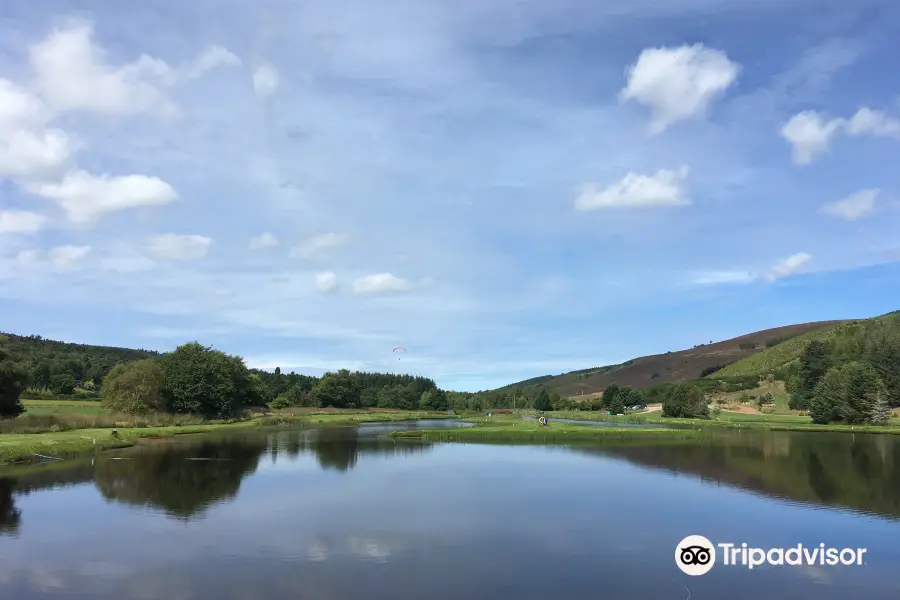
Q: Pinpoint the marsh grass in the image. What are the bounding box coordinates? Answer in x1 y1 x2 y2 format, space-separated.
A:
1 412 214 434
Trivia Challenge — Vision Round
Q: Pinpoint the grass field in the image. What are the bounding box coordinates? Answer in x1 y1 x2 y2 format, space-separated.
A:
548 408 900 434
21 399 107 416
390 415 703 444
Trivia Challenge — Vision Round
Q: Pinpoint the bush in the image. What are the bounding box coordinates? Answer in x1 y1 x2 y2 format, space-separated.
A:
270 396 292 409
102 359 164 415
0 349 28 418
662 383 709 418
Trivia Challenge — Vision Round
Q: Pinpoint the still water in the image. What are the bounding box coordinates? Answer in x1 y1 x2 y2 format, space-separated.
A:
2 421 900 599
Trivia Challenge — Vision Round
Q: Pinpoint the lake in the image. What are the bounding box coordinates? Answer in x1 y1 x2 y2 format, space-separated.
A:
2 420 900 599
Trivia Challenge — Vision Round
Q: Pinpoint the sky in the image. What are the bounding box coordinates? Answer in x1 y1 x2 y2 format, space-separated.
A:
2 0 900 391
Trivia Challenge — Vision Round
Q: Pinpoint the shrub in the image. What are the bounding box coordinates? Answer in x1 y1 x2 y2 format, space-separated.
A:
102 359 164 415
270 396 292 409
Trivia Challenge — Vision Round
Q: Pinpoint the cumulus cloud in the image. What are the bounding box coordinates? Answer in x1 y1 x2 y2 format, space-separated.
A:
315 271 338 293
574 167 690 211
764 252 811 282
821 189 878 221
249 232 279 250
0 210 47 234
29 21 239 116
845 107 900 138
253 65 280 98
0 79 73 178
352 273 412 295
145 234 213 261
289 233 350 259
782 107 900 165
621 44 740 133
780 111 844 165
25 170 177 223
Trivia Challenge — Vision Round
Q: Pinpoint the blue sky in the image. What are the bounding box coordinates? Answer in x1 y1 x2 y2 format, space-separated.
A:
2 0 900 391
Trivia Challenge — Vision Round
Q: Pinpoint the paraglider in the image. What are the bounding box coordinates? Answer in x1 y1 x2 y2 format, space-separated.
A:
392 346 406 360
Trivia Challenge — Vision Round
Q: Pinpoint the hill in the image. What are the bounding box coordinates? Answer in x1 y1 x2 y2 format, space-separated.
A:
0 332 159 391
714 311 900 378
499 320 850 396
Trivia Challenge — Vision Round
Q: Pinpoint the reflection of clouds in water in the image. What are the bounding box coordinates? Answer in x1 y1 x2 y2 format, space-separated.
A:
798 565 832 585
0 565 65 591
305 533 409 563
307 539 329 562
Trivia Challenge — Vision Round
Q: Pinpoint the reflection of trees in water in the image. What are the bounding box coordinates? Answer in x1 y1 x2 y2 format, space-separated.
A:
270 428 433 472
93 437 268 519
0 478 20 535
577 432 900 519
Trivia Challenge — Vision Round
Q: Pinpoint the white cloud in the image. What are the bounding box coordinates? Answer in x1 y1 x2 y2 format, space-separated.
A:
29 21 239 116
821 189 878 221
12 244 91 270
180 46 242 82
845 107 900 138
780 111 844 165
48 244 91 268
26 169 178 223
352 273 412 295
315 271 339 293
689 270 758 286
0 210 47 234
764 252 811 282
145 234 212 261
0 79 73 178
253 65 279 98
289 233 350 259
248 232 279 250
621 44 740 133
574 167 690 211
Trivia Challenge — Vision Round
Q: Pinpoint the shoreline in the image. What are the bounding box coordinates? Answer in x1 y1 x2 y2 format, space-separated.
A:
0 411 453 467
548 411 900 435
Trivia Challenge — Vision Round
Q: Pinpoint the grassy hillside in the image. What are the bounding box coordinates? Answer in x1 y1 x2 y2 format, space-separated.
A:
713 324 849 377
501 320 850 396
714 311 900 378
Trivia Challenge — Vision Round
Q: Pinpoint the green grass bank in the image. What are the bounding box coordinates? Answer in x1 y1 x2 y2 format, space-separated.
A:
0 410 452 466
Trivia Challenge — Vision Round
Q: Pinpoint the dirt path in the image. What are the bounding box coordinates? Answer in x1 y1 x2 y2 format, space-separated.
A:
724 405 762 414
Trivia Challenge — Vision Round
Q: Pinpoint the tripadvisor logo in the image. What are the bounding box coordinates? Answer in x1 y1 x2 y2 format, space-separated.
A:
675 535 868 576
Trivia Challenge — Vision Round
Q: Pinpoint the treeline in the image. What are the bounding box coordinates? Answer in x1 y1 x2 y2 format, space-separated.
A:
783 314 900 424
0 332 159 398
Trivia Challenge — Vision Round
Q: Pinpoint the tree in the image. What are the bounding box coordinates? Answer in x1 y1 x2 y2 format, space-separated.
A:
790 340 831 410
809 362 889 425
101 359 164 415
160 342 258 418
809 367 844 425
419 389 448 411
310 369 360 408
0 349 27 419
870 395 892 425
533 388 552 412
49 373 76 396
866 334 900 407
662 383 709 418
839 362 885 425
601 383 620 411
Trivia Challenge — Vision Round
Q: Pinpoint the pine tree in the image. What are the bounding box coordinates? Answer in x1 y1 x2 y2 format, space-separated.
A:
870 394 891 425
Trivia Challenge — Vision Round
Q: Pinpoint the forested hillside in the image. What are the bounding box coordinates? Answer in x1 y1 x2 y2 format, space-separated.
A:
0 332 159 397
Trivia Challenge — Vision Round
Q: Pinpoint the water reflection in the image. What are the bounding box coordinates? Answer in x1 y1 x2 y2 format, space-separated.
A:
0 478 20 535
93 437 269 519
577 430 900 519
1 423 438 524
